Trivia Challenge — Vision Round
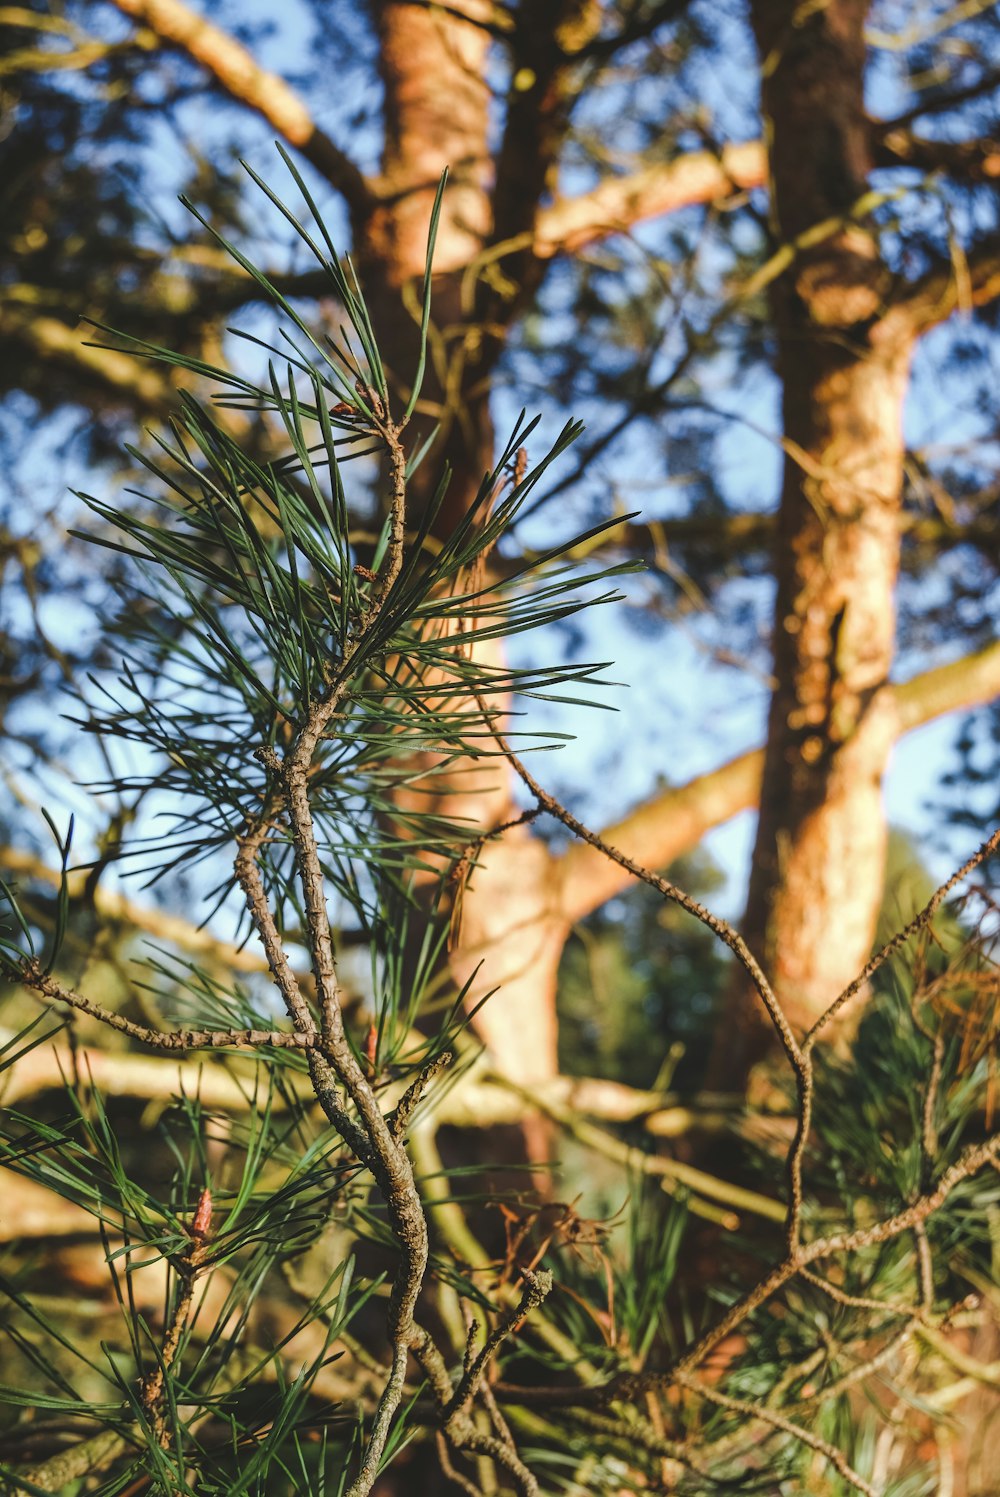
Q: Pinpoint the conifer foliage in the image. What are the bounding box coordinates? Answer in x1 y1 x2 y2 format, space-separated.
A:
2 160 1000 1497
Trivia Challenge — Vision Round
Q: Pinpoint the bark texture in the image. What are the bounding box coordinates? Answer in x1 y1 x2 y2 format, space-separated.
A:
729 0 917 1066
358 0 496 532
355 3 590 1080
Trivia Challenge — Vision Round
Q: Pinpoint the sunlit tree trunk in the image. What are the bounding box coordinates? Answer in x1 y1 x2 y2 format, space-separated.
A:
357 0 495 530
719 0 916 1078
355 1 567 1082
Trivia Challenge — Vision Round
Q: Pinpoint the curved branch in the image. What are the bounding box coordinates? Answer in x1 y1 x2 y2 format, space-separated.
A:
531 118 1000 261
560 638 1000 922
533 141 767 257
889 239 1000 336
107 0 372 215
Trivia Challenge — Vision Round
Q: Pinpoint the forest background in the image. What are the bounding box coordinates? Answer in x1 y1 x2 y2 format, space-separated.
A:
3 1 1000 1494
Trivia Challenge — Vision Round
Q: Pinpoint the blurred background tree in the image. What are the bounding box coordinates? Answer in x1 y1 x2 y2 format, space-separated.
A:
3 2 1000 1489
3 0 1000 1089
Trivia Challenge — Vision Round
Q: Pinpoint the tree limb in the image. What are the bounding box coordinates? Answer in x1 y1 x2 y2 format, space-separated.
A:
533 140 767 257
1 303 178 412
0 845 276 976
894 638 1000 731
531 118 1000 260
107 0 372 216
574 506 1000 574
0 1026 749 1140
889 238 1000 335
3 266 336 328
874 126 1000 181
560 638 1000 922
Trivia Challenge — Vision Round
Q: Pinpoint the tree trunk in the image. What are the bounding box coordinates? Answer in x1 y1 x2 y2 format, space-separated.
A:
355 3 569 1082
721 0 916 1075
358 0 496 530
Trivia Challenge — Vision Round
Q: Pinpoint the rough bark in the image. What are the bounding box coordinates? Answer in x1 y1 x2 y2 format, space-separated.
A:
357 1 591 528
723 0 914 1072
23 0 1000 1094
355 4 594 1080
356 0 496 533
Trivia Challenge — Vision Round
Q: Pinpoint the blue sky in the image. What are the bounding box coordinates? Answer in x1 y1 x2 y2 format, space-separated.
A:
4 0 997 939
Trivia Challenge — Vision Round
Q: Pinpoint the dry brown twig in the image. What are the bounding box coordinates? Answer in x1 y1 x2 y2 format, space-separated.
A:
463 675 1000 1492
7 376 1000 1494
140 1188 214 1451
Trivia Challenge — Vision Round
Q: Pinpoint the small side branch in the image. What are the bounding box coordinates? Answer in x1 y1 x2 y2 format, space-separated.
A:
15 962 311 1053
140 1189 213 1450
674 1373 878 1497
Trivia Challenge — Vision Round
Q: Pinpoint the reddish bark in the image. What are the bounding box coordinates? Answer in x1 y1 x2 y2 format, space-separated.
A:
720 0 916 1075
354 4 593 1080
355 1 496 532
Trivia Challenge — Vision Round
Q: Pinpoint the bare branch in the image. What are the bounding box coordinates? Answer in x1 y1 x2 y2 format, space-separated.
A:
443 1272 553 1433
528 111 1000 260
674 1373 878 1497
875 124 1000 180
107 0 372 215
140 1189 212 1449
889 239 1000 335
499 734 806 1088
14 961 312 1053
533 141 766 258
234 808 317 1040
916 1323 1000 1390
803 826 1000 1046
559 640 1000 923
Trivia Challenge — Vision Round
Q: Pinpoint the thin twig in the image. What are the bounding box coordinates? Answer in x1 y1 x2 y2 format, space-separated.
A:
803 827 1000 1049
502 745 805 1085
607 1130 1000 1396
477 706 817 1252
797 1319 917 1404
798 1265 917 1318
388 1050 454 1141
362 411 407 621
445 1272 553 1425
674 1372 878 1497
436 1431 482 1497
17 962 312 1052
235 805 317 1039
141 1189 213 1449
